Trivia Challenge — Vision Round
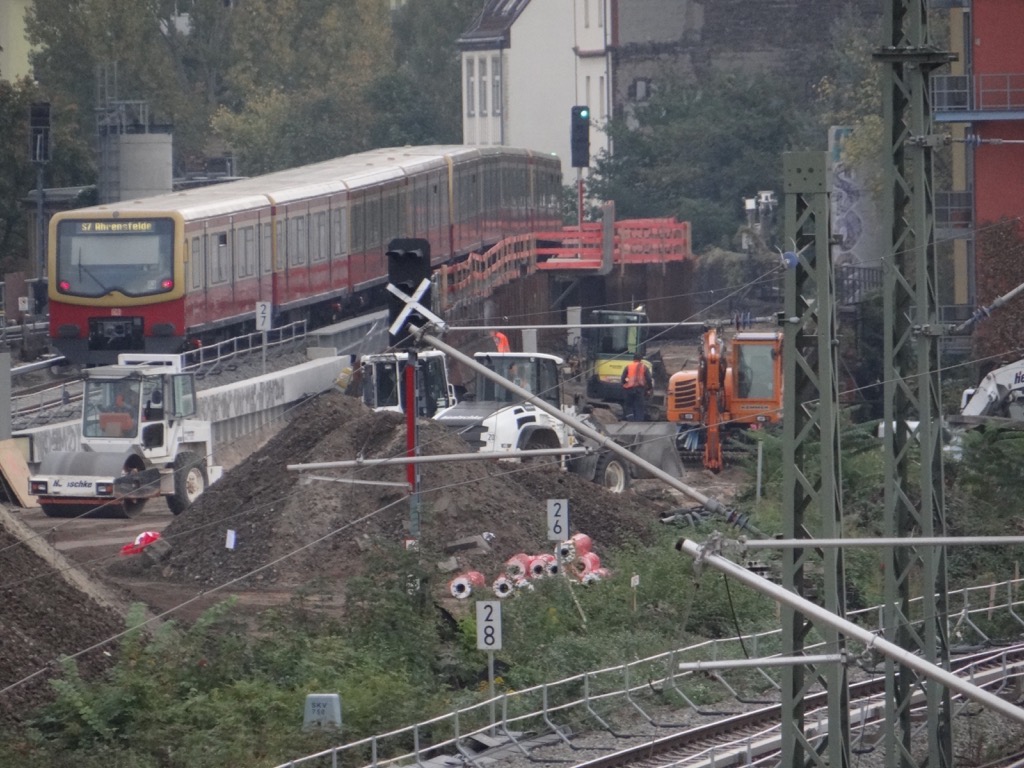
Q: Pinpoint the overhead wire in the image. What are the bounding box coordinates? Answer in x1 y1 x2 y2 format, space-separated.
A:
8 213 1024 698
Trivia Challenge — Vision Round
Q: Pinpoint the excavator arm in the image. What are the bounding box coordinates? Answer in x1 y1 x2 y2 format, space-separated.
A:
701 328 726 472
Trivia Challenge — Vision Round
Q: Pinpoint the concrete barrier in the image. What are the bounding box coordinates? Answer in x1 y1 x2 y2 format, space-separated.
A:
17 353 351 466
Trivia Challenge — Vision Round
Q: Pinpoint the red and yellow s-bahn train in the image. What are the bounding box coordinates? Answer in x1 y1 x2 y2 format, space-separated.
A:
48 145 563 366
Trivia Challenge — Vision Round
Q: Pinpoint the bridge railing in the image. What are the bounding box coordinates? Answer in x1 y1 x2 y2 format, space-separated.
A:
437 219 691 312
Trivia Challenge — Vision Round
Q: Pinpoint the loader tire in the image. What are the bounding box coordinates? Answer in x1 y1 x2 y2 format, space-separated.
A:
167 452 207 515
594 453 630 493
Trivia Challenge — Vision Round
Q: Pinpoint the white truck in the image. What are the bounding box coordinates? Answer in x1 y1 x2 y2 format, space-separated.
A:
433 352 680 492
959 358 1024 420
29 354 223 518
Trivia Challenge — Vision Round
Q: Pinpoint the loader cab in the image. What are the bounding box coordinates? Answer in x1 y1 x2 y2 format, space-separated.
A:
475 353 563 409
360 350 456 416
82 364 198 449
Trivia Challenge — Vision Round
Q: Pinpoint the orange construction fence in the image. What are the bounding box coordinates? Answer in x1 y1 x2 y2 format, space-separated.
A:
437 218 690 311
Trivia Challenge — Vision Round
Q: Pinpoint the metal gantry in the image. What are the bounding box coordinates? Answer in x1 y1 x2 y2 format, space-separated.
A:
780 152 850 768
875 0 956 766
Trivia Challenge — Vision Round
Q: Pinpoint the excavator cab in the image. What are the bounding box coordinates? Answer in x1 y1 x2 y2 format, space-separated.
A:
729 332 784 426
582 309 653 402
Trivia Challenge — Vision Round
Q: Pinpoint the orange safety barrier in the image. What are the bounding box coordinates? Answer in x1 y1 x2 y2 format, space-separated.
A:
438 219 690 310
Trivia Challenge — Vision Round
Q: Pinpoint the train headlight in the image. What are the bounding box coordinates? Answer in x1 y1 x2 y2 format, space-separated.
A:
96 483 114 496
30 480 48 495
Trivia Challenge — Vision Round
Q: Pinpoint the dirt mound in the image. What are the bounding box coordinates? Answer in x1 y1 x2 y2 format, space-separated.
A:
137 390 670 592
0 528 124 725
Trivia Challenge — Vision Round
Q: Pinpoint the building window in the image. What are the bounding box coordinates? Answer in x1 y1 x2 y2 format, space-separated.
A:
584 0 590 28
492 57 502 116
466 58 475 116
479 57 488 116
629 78 653 102
598 0 604 27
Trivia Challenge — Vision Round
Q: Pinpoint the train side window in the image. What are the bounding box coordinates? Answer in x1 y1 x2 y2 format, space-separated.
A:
434 180 444 230
313 212 327 262
276 219 286 270
287 216 306 267
352 201 364 254
242 226 255 276
382 191 397 246
397 187 408 236
332 209 347 258
366 199 380 250
191 237 203 289
216 233 228 283
262 223 273 274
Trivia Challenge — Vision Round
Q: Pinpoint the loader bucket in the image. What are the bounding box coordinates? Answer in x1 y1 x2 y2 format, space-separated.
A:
600 422 685 479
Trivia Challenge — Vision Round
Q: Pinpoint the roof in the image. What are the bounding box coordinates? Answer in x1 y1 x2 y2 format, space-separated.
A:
457 0 530 50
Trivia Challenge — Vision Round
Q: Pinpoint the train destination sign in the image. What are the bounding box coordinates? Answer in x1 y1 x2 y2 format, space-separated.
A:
74 220 159 234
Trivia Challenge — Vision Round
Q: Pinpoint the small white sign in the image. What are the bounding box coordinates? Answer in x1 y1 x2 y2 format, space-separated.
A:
225 529 236 550
476 600 503 651
630 574 640 589
303 693 342 730
546 498 569 541
255 301 272 331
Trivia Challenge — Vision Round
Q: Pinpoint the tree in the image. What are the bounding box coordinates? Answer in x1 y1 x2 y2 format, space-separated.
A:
588 71 799 251
0 75 38 271
213 0 394 173
366 0 481 147
25 0 235 176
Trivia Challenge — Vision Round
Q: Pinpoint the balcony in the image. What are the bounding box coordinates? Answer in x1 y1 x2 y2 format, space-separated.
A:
933 73 1024 121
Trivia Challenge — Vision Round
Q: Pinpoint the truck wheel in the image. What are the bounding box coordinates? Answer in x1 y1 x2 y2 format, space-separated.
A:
595 454 630 493
167 452 207 515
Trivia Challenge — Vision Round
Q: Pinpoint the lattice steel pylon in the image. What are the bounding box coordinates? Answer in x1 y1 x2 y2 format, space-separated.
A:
875 1 956 766
780 152 850 768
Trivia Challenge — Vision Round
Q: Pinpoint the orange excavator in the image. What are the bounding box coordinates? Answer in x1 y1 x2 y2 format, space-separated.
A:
667 326 784 471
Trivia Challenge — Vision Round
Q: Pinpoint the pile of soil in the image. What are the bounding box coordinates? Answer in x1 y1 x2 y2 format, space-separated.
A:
0 390 677 724
0 527 124 725
137 390 673 594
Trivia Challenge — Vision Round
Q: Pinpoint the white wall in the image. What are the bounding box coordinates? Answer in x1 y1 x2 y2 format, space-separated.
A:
0 0 33 80
461 0 613 180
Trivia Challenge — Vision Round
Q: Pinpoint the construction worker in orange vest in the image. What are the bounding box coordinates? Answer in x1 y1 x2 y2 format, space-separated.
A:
620 353 652 422
492 330 511 353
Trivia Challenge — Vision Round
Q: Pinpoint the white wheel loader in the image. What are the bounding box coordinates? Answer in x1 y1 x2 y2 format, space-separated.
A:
28 354 223 518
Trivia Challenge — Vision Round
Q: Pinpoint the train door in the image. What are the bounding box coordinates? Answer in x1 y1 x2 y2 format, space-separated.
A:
260 214 273 304
186 227 206 342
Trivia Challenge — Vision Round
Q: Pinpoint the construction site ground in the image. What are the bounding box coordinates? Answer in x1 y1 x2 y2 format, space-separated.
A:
1 383 748 726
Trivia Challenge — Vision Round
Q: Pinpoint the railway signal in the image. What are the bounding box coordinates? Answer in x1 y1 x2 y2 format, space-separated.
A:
386 238 435 347
570 106 590 168
29 102 51 162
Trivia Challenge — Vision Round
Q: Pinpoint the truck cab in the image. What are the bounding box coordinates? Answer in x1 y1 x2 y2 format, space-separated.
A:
434 352 572 453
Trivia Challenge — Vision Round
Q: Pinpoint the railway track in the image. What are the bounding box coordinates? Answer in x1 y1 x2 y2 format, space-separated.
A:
522 646 1024 768
9 322 312 430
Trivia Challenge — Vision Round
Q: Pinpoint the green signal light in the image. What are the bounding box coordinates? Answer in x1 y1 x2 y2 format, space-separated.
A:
579 108 589 119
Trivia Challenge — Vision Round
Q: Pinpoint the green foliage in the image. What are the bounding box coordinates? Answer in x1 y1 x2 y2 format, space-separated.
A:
366 0 480 147
0 76 38 271
588 71 799 251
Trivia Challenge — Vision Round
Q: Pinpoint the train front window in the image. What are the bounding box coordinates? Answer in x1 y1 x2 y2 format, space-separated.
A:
56 218 175 298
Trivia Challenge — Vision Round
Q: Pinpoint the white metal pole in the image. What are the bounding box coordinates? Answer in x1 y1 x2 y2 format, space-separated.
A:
676 537 1024 725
